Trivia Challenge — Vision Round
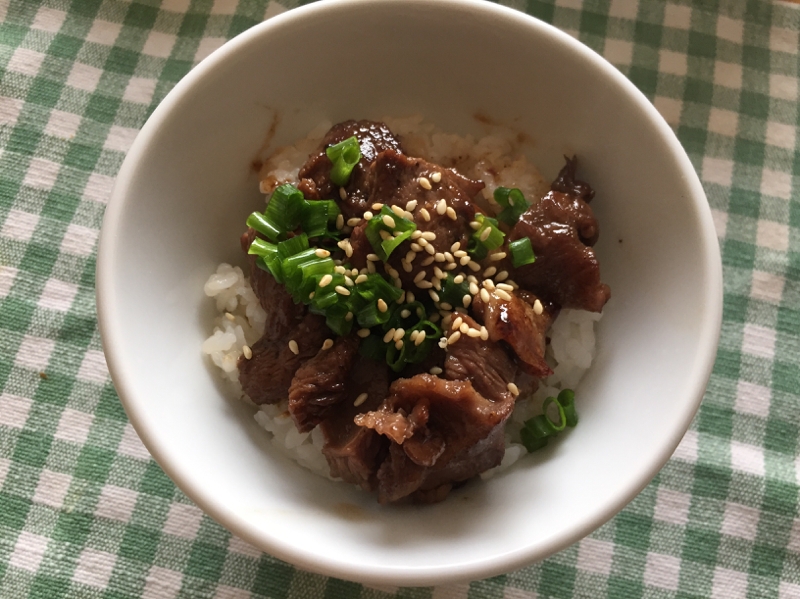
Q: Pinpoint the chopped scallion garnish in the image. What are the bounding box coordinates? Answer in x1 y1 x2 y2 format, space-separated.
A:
468 213 505 260
509 237 536 268
326 136 361 186
520 389 578 453
494 187 529 225
364 205 417 261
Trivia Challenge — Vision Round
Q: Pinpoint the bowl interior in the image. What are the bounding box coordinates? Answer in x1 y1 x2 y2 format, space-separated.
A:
98 0 722 586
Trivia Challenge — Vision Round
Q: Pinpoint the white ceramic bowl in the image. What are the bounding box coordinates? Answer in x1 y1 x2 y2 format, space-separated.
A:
97 0 722 586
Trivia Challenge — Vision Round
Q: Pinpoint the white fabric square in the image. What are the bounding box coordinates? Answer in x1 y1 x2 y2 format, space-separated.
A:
673 429 698 463
45 110 81 139
67 62 103 93
766 121 796 150
162 0 191 11
742 324 775 359
771 28 799 55
756 220 789 253
659 50 687 76
760 169 793 200
228 535 262 558
788 519 800 553
32 7 66 33
54 407 94 444
654 487 691 525
0 266 18 299
73 548 116 589
0 458 10 488
104 126 138 153
95 485 139 523
730 441 765 477
1 209 39 242
735 380 771 418
779 582 800 599
502 589 536 599
653 96 682 126
363 584 400 596
721 502 759 541
163 503 204 540
38 278 79 313
82 173 115 204
716 16 743 44
118 423 151 460
33 469 72 509
751 271 785 305
702 157 733 187
61 224 99 257
15 335 56 371
711 567 747 599
23 158 60 191
707 108 737 136
0 393 32 429
711 208 727 238
770 74 798 101
431 583 471 599
142 566 183 599
263 1 288 20
77 350 109 384
213 586 251 599
143 31 176 58
195 37 226 63
604 39 633 66
0 96 24 125
576 537 614 575
7 48 46 77
664 4 691 29
123 77 157 105
609 0 639 20
212 0 239 14
10 532 49 573
714 61 742 89
86 20 121 46
644 552 681 590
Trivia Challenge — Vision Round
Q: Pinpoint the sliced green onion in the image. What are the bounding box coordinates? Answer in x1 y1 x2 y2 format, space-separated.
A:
509 237 536 268
438 274 472 307
246 211 283 242
558 388 578 427
325 303 353 337
468 213 505 260
302 200 339 238
494 187 529 225
364 205 417 261
326 136 361 186
359 334 388 362
520 389 577 453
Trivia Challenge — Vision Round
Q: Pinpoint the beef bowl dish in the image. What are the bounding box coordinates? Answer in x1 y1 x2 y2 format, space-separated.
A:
97 0 722 586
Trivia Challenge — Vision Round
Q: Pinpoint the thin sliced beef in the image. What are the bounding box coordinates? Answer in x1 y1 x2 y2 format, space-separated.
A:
510 190 610 312
320 356 390 491
240 228 306 338
355 374 514 503
471 290 555 378
367 149 482 288
288 335 360 432
443 314 518 401
551 155 595 203
237 313 327 405
298 120 404 219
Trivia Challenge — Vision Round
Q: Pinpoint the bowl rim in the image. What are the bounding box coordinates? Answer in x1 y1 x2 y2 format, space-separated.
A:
97 0 723 585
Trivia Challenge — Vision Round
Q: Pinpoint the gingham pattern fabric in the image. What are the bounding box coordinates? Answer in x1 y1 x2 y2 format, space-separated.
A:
0 0 798 597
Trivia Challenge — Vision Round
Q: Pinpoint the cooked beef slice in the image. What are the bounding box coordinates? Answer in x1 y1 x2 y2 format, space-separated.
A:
355 374 514 503
240 228 306 338
298 120 404 218
320 356 390 490
443 314 518 401
471 290 555 378
288 335 360 432
510 190 610 312
237 313 327 405
366 149 482 288
550 155 595 203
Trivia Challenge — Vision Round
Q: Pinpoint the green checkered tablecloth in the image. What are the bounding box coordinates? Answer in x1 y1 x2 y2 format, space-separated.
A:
1 0 798 596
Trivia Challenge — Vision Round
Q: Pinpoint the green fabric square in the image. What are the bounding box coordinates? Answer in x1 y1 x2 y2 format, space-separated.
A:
0 493 31 530
53 510 93 545
538 561 576 599
178 13 209 37
139 461 175 499
773 360 800 396
580 11 607 37
186 541 228 581
697 404 733 438
615 512 652 551
119 524 160 563
84 95 121 124
628 66 658 97
48 33 84 61
692 464 731 500
7 127 42 156
28 575 69 599
323 578 363 599
684 78 714 104
607 576 643 599
762 480 798 518
63 142 102 171
252 557 294 599
750 545 786 577
722 239 756 270
74 445 115 481
728 188 762 219
682 528 720 565
733 138 765 165
688 31 716 59
124 3 159 30
13 430 53 469
26 78 64 110
105 46 140 75
763 419 797 456
676 126 707 157
526 0 555 23
740 91 770 119
634 22 661 47
96 384 127 421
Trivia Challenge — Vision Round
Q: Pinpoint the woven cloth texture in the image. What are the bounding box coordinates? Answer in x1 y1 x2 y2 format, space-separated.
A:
1 0 799 597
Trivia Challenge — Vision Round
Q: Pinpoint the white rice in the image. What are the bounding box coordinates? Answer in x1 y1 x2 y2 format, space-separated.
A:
202 119 601 483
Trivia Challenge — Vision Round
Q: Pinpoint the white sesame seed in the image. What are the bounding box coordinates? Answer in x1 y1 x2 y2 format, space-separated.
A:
446 206 457 220
470 221 481 230
450 242 461 253
415 332 425 346
346 311 353 321
334 265 346 274
288 340 299 355
431 172 442 183
372 203 384 211
479 227 491 242
397 291 406 304
391 205 405 218
424 244 434 255
496 288 512 301
367 261 376 273
454 274 464 284
339 187 347 200
364 211 373 221
354 392 369 407
423 231 437 241
462 294 472 308
452 316 463 330
417 280 433 289
395 339 404 350
345 244 353 258
496 270 509 282
483 266 497 278
383 328 396 343
430 313 440 323
433 266 445 279
507 382 520 396
367 253 380 262
404 211 415 220
454 250 467 258
319 274 333 287
467 261 480 272
393 328 405 342
469 282 479 295
336 214 344 230
406 200 418 211
457 322 468 334
405 250 417 263
466 327 481 338
430 365 444 374
393 278 403 288
447 331 461 345
440 302 453 310
357 328 370 338
480 288 491 303
490 251 507 261
400 309 411 318
346 217 360 227
388 267 400 279
483 279 495 291
402 260 413 273
377 299 388 312
418 238 428 247
322 338 334 350
444 252 454 263
414 270 426 283
242 345 252 359
418 176 432 190
445 262 458 270
497 283 514 291
225 312 235 321
459 255 471 266
382 214 396 228
480 326 489 340
410 243 422 253
436 199 447 215
429 290 440 302
335 285 350 296
355 274 368 284
315 248 331 258
533 299 543 315
419 208 431 222
432 277 442 290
